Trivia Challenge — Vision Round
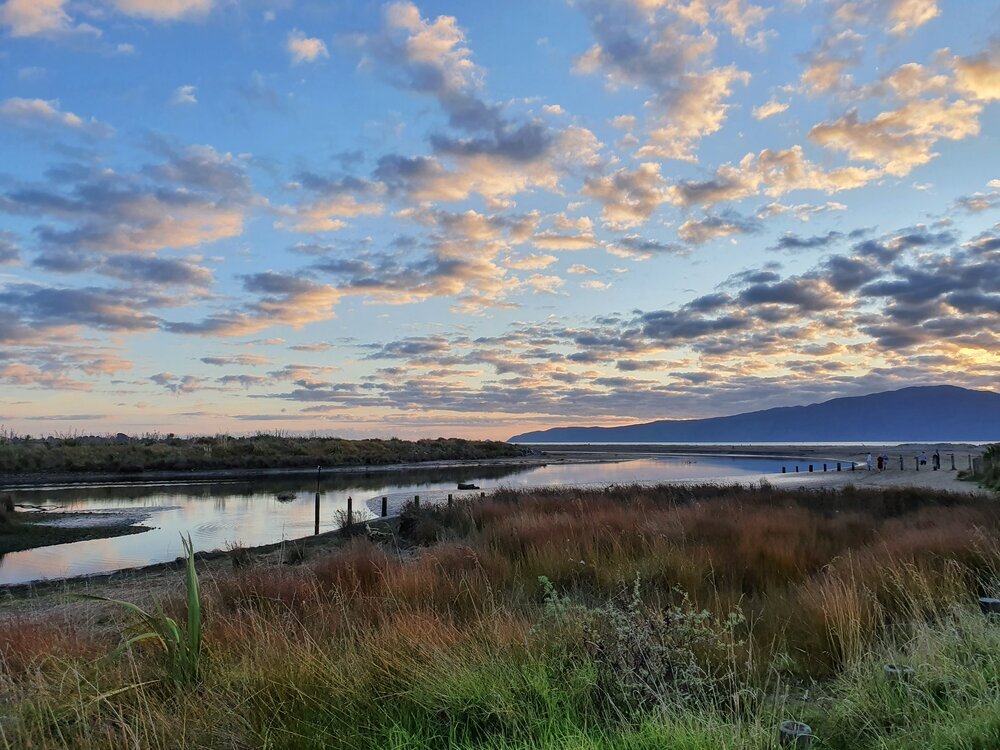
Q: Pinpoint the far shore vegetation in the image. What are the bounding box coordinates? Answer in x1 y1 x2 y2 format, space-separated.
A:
0 430 527 477
2 481 999 749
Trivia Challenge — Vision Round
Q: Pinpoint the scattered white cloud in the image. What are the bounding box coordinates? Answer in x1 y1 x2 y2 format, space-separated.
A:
287 29 329 64
752 98 789 120
0 97 111 136
170 85 198 106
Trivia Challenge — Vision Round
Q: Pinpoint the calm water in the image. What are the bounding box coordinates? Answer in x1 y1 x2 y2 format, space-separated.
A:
1 455 790 585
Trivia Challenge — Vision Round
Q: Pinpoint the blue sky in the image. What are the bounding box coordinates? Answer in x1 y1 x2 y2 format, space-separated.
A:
0 0 998 438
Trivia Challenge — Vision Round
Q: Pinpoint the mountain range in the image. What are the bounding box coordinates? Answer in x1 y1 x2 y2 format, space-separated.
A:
508 386 1000 443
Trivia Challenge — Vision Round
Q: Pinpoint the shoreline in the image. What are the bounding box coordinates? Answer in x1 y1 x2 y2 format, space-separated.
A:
1 445 992 597
0 454 583 490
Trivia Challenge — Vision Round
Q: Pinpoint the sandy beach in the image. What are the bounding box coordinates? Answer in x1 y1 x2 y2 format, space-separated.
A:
533 443 989 494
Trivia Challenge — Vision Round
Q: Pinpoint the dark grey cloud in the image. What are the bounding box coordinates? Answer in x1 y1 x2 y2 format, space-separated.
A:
0 284 161 331
429 121 553 162
772 231 843 251
0 232 20 265
822 255 881 292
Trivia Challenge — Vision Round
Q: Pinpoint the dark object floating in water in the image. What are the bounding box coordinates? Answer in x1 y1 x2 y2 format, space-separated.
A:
457 483 479 490
276 492 296 502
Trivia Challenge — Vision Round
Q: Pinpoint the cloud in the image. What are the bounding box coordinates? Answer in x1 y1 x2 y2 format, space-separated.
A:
809 99 982 176
349 0 494 132
0 98 111 136
950 43 1000 102
201 355 271 366
885 0 939 35
771 231 844 251
170 85 197 106
752 98 789 120
670 146 880 209
677 212 760 244
572 0 756 160
0 0 98 38
287 29 329 64
163 272 341 337
606 235 686 260
0 232 20 265
583 162 670 229
276 172 385 232
1 143 251 254
109 0 213 21
505 253 558 270
634 66 750 161
0 283 162 332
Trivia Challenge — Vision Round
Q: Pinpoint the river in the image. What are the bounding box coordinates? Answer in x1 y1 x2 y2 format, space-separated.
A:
1 454 793 585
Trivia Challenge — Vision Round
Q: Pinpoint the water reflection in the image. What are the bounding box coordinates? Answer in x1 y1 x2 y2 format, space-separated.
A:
1 455 786 585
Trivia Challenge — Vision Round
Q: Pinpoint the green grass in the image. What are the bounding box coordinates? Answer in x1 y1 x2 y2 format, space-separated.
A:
2 483 998 749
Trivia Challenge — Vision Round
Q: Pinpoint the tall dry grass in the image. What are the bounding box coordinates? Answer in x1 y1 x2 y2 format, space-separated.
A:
2 483 998 749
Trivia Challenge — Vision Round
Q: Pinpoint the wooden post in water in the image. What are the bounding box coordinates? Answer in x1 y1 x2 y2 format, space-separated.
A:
823 463 827 472
414 494 420 509
381 496 388 517
346 496 353 527
951 453 956 471
969 454 973 470
314 465 321 535
836 462 841 471
899 455 904 470
448 493 453 506
915 457 919 471
808 464 813 473
782 466 786 473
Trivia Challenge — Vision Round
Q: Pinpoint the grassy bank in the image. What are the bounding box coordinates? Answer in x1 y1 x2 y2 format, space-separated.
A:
0 435 527 477
2 483 999 748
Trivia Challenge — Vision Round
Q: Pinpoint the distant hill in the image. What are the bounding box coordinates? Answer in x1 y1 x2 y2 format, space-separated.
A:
508 386 1000 443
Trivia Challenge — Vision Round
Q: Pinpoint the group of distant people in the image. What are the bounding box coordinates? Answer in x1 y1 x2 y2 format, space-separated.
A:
866 452 891 471
866 449 941 471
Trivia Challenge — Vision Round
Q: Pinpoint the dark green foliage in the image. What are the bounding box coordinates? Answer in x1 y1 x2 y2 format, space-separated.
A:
0 434 527 477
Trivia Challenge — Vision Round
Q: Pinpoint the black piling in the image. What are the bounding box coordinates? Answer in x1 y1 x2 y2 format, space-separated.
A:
314 465 321 535
381 496 388 517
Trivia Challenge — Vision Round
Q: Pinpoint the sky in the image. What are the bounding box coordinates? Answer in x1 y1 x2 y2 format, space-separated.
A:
0 0 998 440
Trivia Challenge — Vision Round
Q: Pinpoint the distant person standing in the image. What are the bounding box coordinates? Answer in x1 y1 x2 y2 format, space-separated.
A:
876 454 884 471
919 450 928 467
933 448 941 471
882 453 890 471
867 452 874 471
